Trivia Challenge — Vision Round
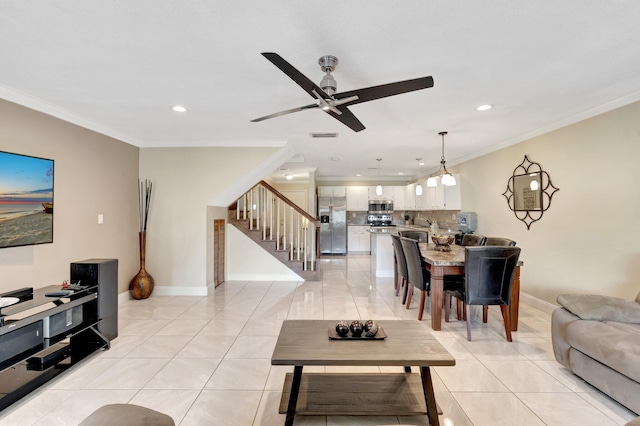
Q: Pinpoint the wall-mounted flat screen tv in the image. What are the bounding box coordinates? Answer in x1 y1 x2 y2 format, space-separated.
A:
0 151 54 249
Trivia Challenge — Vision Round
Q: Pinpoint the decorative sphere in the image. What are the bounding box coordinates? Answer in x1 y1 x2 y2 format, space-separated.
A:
335 322 349 337
363 320 374 332
349 320 363 337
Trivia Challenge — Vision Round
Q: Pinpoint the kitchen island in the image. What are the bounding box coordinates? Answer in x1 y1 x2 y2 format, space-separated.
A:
369 227 395 277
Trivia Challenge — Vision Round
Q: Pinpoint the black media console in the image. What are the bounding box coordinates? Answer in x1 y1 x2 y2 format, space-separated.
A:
0 258 117 411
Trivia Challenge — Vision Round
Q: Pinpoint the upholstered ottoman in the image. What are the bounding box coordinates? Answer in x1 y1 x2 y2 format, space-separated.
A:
79 404 174 426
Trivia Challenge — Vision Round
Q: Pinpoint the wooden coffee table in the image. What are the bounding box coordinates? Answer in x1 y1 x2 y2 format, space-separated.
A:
271 320 455 426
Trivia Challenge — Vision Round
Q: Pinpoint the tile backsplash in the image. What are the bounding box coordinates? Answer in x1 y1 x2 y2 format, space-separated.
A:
346 210 459 231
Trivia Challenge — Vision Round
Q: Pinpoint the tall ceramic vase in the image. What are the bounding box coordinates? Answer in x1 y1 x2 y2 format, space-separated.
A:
129 231 154 299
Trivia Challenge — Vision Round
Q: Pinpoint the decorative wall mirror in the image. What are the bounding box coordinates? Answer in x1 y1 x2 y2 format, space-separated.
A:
502 155 559 229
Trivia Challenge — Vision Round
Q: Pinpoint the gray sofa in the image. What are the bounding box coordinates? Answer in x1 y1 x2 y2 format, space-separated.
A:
552 292 640 415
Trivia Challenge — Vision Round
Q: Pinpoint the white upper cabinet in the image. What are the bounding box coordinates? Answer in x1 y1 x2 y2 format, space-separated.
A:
443 176 461 210
392 186 405 210
346 186 369 211
318 186 347 197
367 185 395 201
404 184 417 210
423 174 461 210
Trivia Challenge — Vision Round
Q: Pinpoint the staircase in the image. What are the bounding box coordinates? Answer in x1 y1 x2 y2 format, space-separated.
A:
228 181 320 281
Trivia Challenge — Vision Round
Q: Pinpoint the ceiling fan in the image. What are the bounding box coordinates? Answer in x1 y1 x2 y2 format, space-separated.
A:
251 52 434 132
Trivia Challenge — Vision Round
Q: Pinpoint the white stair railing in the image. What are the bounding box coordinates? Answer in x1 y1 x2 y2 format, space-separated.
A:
235 181 318 271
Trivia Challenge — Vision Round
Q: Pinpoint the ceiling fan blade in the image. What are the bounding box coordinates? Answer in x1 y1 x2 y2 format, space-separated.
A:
251 103 318 122
326 106 366 132
333 76 434 106
261 52 332 100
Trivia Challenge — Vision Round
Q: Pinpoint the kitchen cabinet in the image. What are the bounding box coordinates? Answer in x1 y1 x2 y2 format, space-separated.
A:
424 174 461 210
404 184 417 210
318 186 346 197
392 186 405 210
346 186 369 211
367 185 394 201
425 183 445 209
444 178 461 210
348 225 371 253
414 179 429 210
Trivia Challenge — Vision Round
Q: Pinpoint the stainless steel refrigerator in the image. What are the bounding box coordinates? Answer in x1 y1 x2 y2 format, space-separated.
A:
319 195 347 255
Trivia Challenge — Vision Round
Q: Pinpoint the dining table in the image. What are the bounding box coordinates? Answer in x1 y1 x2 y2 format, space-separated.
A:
418 243 523 331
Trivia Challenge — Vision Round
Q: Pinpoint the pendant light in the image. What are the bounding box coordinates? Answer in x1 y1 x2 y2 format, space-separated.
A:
375 158 383 196
427 131 456 187
415 158 423 195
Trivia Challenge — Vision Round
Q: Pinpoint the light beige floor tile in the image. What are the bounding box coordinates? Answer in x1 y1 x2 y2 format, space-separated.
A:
96 334 148 358
399 391 474 425
452 392 545 426
118 318 171 335
124 334 192 358
434 359 509 392
516 392 619 425
179 389 262 425
84 358 169 389
510 336 556 360
242 318 285 336
225 335 278 358
154 318 208 335
533 360 601 393
576 391 639 425
175 334 237 358
481 359 572 392
0 389 71 426
32 389 137 426
144 358 221 389
128 389 201 424
205 358 272 390
198 316 248 335
253 390 326 425
458 338 527 361
47 357 119 390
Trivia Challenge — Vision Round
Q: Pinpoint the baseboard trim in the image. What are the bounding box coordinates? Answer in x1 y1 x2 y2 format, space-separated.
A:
521 292 558 315
118 286 208 302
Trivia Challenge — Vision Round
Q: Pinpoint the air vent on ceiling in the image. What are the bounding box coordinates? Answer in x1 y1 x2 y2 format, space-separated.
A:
310 132 338 138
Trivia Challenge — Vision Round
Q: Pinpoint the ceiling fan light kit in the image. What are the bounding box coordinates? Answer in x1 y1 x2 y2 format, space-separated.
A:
251 52 434 132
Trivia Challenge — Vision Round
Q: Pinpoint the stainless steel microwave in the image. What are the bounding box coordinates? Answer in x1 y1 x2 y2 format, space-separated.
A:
368 200 393 214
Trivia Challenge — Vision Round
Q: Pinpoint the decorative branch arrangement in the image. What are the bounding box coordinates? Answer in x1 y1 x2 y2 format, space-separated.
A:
138 179 153 232
130 178 155 299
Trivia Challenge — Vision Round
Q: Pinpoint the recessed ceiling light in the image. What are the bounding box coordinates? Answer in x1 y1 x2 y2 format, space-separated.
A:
356 173 362 177
330 157 340 162
398 172 404 175
285 174 293 180
477 104 492 111
172 105 187 112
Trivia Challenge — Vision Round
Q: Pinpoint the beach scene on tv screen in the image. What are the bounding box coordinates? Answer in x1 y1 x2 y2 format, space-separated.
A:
0 151 54 248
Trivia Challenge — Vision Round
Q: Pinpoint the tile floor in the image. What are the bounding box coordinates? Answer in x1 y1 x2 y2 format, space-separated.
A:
0 255 637 425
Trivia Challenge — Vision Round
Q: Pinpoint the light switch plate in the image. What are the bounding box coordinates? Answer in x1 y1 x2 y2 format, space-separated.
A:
98 214 104 224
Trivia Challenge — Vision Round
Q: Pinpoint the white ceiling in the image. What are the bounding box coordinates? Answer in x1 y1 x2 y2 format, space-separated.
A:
2 1 640 183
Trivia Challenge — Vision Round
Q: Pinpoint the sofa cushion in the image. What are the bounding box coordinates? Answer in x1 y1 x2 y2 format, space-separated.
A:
557 294 640 323
565 318 640 383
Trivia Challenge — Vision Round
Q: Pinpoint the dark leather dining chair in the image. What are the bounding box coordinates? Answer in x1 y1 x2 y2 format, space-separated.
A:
461 234 486 246
444 246 521 342
400 237 431 320
445 233 486 317
398 230 429 243
484 237 516 246
390 234 409 302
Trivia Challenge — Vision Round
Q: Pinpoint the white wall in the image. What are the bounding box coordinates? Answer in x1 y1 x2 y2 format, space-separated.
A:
139 146 287 292
456 100 640 304
226 225 302 281
0 100 139 295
